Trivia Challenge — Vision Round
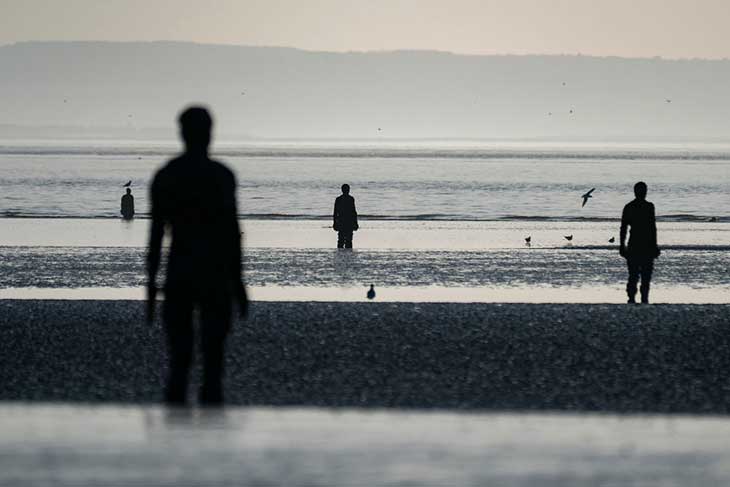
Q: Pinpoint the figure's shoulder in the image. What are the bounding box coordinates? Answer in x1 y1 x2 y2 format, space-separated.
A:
209 158 236 184
153 156 183 181
150 158 176 190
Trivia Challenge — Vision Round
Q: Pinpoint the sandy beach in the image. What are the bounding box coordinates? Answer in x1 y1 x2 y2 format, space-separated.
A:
2 299 729 414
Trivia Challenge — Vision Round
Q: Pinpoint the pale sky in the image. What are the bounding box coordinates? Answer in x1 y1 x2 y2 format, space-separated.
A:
1 0 730 59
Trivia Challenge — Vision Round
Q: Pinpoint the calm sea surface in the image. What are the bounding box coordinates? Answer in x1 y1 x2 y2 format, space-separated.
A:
1 140 729 221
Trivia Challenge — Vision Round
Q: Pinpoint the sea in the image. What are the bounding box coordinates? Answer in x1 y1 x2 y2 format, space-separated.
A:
1 139 728 303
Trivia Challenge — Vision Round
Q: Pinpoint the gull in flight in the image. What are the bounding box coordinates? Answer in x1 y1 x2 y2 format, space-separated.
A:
367 285 376 300
609 237 615 243
123 180 132 187
564 235 573 241
525 236 531 244
581 188 595 207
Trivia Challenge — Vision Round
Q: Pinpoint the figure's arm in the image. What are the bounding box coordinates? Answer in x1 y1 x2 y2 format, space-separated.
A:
650 203 659 257
619 206 628 257
352 198 359 230
229 174 248 319
333 199 339 230
146 178 164 323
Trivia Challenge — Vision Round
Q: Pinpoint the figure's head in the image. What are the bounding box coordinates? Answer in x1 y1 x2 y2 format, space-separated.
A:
178 106 212 153
634 181 648 200
341 184 350 195
126 188 131 195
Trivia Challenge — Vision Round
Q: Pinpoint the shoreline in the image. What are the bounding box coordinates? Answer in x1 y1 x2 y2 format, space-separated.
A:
2 300 729 414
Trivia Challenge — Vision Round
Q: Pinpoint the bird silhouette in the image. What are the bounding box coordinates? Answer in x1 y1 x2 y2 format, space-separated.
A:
581 188 595 207
123 180 132 187
665 99 672 103
564 235 573 241
608 237 615 243
525 236 531 244
367 285 376 300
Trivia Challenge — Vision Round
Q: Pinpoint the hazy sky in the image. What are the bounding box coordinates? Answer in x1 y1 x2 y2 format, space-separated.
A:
1 0 730 59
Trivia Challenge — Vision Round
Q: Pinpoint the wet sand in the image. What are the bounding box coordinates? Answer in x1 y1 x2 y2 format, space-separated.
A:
2 300 730 413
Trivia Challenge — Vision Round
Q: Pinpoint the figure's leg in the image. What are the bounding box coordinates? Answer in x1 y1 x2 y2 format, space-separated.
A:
199 294 232 406
344 231 353 249
626 258 639 303
337 231 345 248
640 258 654 304
162 290 194 405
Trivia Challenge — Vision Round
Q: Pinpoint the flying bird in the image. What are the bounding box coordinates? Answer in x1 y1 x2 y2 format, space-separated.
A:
564 235 573 241
525 236 531 244
609 237 615 243
581 188 595 207
123 180 132 187
665 99 672 103
367 285 376 300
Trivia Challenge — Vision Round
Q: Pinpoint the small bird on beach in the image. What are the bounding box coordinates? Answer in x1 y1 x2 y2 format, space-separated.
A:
581 188 595 207
123 180 132 187
367 285 376 300
609 237 615 243
564 235 573 241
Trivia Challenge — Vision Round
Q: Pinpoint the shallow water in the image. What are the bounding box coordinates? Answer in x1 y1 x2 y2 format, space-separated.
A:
3 404 730 486
1 219 728 303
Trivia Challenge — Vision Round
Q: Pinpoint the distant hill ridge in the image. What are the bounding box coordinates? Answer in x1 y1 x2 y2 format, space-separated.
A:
1 41 729 138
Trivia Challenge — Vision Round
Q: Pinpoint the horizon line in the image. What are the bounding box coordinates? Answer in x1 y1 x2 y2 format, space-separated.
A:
3 39 730 63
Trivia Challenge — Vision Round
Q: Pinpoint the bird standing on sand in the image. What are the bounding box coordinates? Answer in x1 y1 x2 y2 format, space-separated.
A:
123 180 132 187
367 285 376 300
609 237 616 243
581 188 595 207
564 235 573 242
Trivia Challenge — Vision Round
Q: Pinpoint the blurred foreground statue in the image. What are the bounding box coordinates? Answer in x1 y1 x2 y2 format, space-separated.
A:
147 106 248 406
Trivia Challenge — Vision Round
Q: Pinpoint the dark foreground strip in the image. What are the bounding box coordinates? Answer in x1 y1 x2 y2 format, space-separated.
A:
2 300 729 414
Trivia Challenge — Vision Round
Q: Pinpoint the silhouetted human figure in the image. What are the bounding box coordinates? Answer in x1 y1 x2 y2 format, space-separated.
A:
121 188 135 219
620 181 660 304
147 106 248 406
333 184 358 248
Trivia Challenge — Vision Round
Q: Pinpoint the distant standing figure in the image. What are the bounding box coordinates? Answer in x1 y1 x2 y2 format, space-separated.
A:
121 188 135 219
620 181 660 304
147 106 248 406
333 184 359 248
